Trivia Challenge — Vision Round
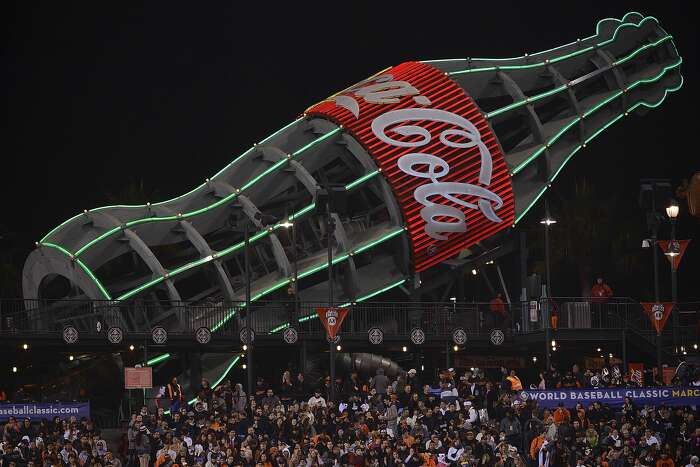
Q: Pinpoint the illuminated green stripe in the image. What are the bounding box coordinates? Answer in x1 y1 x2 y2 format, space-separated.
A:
511 57 682 175
345 170 380 190
514 186 549 225
354 228 406 254
38 242 112 300
145 353 171 366
40 119 304 243
424 12 645 64
357 279 407 302
485 34 672 119
117 276 165 301
514 70 683 224
448 15 661 76
270 278 407 334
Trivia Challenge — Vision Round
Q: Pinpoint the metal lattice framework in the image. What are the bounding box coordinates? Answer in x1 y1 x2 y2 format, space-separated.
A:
24 12 682 336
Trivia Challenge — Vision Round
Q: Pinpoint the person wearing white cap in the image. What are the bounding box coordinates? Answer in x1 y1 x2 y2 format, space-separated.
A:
463 400 479 429
686 455 699 467
407 368 420 388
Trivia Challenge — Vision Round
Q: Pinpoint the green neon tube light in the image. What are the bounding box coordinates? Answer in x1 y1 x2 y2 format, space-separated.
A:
510 57 682 176
40 118 304 244
38 242 112 300
270 278 407 334
513 74 682 224
447 15 662 76
145 353 171 366
423 12 645 64
485 34 673 119
115 169 381 301
210 227 406 332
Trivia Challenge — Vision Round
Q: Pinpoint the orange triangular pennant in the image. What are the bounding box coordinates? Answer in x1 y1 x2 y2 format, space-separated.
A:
316 307 349 338
640 302 674 335
657 239 691 270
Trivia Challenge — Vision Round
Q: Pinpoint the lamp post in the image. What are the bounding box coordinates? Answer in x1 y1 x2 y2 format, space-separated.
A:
540 200 556 372
244 222 253 396
666 199 680 353
326 195 336 402
243 212 278 398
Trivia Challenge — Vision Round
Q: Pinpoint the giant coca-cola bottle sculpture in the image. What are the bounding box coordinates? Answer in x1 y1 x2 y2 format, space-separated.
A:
24 12 682 333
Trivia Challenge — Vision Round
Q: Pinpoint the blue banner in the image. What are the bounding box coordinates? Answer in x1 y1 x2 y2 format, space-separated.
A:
517 387 700 409
0 402 91 421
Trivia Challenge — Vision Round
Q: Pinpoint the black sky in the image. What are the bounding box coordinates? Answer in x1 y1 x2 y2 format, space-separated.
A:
2 2 698 299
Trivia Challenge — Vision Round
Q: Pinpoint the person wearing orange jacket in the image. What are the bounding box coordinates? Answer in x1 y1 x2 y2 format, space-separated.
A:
529 430 545 462
590 277 613 327
553 402 571 424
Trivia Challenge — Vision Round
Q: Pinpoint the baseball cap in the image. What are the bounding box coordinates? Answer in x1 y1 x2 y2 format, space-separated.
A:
408 369 417 375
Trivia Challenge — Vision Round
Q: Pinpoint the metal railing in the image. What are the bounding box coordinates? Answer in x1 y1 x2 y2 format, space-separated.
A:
0 297 697 342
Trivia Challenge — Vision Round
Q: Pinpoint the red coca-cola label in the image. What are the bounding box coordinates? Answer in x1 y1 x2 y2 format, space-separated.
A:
306 61 514 271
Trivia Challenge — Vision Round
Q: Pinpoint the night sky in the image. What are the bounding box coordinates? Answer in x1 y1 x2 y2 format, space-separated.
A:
2 2 698 300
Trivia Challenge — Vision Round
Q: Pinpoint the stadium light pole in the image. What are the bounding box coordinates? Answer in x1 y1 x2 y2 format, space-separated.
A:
244 221 253 397
326 191 337 402
540 200 556 372
666 199 680 354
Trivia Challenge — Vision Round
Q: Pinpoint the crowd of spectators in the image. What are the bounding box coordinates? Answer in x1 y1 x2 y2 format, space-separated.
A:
1 414 117 467
4 361 700 467
123 363 700 467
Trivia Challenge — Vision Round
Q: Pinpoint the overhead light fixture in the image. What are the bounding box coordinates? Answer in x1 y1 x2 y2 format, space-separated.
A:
22 344 28 350
280 220 294 228
532 356 537 362
336 345 342 351
453 345 459 352
402 346 407 352
69 355 75 361
551 340 556 347
471 269 477 275
609 353 613 358
129 345 135 351
694 344 698 350
12 366 18 373
540 218 557 226
596 347 602 352
242 344 248 351
242 364 247 369
666 199 679 219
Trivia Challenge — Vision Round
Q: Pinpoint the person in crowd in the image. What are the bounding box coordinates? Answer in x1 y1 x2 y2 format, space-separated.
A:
489 293 509 329
591 276 614 327
165 377 184 413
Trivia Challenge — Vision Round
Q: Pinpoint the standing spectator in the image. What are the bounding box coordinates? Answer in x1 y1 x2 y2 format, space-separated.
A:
165 377 184 413
371 368 389 396
591 277 613 327
489 293 508 329
591 277 613 302
504 369 523 392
